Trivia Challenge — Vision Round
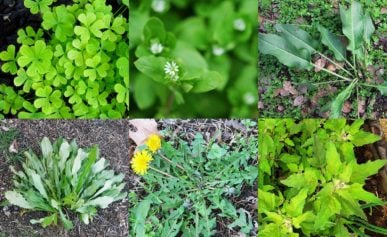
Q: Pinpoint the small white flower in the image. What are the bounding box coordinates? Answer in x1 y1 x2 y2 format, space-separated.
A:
152 0 166 13
243 92 256 105
233 18 246 31
212 45 225 56
150 42 163 54
164 61 179 81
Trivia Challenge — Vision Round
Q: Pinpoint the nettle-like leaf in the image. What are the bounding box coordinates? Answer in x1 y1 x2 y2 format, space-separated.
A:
24 0 54 14
259 119 386 236
5 137 126 229
17 40 53 77
0 45 18 74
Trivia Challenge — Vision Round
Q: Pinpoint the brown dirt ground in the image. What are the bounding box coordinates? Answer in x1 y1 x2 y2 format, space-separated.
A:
0 119 131 237
128 119 258 236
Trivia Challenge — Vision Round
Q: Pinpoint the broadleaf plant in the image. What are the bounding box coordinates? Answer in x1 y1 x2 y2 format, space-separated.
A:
130 0 258 117
4 137 127 230
0 0 129 118
258 119 387 236
258 1 385 118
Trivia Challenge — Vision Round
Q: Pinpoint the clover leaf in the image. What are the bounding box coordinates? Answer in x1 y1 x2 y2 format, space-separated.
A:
42 5 76 42
24 0 53 14
34 86 63 115
74 12 107 42
17 26 44 45
17 40 53 77
0 45 18 75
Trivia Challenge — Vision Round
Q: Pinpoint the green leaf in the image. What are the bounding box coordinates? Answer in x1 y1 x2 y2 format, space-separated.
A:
41 137 53 158
258 33 312 70
191 71 225 93
134 56 167 83
318 25 346 61
330 80 356 118
351 160 387 184
376 81 387 95
30 213 57 228
0 45 18 74
326 141 341 178
133 200 151 237
350 131 381 147
5 191 33 209
284 188 308 217
362 13 375 45
275 24 318 55
340 1 365 53
347 183 383 204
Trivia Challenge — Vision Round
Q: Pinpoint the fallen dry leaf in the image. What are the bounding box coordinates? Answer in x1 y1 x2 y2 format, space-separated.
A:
342 101 352 113
314 58 326 72
358 99 366 114
327 64 337 72
129 119 160 148
9 140 18 153
283 81 298 95
293 96 304 106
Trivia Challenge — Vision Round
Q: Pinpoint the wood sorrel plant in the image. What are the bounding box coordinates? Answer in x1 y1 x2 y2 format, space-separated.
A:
258 1 386 118
129 124 258 236
0 0 129 118
130 0 258 117
4 137 127 230
258 119 387 236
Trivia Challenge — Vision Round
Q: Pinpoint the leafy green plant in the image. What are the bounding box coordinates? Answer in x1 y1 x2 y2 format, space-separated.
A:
258 119 387 236
0 0 129 118
4 137 127 230
0 127 22 164
130 0 258 117
259 1 386 118
129 126 257 236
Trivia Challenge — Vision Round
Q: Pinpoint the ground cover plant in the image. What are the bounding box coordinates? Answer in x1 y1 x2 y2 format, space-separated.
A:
128 119 258 236
0 0 129 118
4 136 127 230
130 0 258 118
258 0 386 118
0 120 130 236
258 119 387 236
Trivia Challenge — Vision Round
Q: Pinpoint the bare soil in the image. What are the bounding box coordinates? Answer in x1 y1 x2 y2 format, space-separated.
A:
0 119 131 237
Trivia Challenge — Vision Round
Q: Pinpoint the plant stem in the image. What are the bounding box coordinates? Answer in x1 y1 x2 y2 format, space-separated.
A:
317 52 354 77
313 79 348 86
149 166 177 179
311 62 352 81
359 83 381 88
158 152 186 171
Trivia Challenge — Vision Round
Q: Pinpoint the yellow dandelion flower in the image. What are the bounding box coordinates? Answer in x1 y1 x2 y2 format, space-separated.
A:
146 134 161 153
131 150 153 175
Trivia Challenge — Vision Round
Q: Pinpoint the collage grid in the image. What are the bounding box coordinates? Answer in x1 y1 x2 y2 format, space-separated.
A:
0 0 385 236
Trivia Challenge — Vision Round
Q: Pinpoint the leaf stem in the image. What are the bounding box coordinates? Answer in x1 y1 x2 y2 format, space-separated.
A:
317 52 354 77
158 152 186 172
149 166 177 178
313 80 348 86
311 62 352 81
